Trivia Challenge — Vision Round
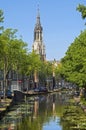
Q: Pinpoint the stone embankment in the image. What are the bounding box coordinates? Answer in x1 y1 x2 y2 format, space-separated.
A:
0 98 12 120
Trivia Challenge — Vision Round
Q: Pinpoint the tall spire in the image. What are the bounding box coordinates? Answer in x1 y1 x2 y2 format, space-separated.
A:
32 5 46 61
37 4 40 16
34 5 43 42
36 5 41 25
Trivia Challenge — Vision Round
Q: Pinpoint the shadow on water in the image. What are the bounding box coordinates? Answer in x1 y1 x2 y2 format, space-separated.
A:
0 92 72 130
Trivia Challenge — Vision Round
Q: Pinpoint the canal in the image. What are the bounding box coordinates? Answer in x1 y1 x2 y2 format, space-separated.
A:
0 92 70 130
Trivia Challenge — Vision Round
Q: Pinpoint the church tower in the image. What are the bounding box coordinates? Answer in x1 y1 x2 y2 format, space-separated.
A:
32 8 46 61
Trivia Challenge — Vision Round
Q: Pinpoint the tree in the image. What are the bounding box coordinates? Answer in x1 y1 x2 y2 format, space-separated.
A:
39 61 53 87
61 30 86 88
28 52 41 73
55 62 62 82
0 9 4 31
21 51 42 88
77 4 86 19
0 28 28 97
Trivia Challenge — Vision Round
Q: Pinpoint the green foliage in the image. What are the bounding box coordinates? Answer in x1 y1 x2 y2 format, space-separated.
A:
0 28 28 71
0 9 4 30
61 30 86 87
45 61 53 78
77 4 86 19
0 10 4 22
55 63 62 78
39 61 53 83
0 28 29 91
28 51 41 72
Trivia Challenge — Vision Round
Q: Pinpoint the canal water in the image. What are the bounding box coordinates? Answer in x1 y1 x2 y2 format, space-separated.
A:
0 92 70 130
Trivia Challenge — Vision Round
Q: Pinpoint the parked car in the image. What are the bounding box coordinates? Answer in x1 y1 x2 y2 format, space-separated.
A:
34 87 48 93
34 88 40 92
39 87 48 92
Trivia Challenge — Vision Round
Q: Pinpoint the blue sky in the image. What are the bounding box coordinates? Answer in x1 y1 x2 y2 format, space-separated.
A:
0 0 86 61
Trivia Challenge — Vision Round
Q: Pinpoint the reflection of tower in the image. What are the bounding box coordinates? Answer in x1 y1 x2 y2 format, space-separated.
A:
53 103 56 116
32 8 46 61
52 95 56 118
33 99 39 118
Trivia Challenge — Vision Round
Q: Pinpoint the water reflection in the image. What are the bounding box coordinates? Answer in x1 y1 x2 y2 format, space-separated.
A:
0 92 70 130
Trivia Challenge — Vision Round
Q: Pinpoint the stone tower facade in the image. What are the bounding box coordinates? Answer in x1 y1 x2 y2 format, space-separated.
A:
32 9 46 61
